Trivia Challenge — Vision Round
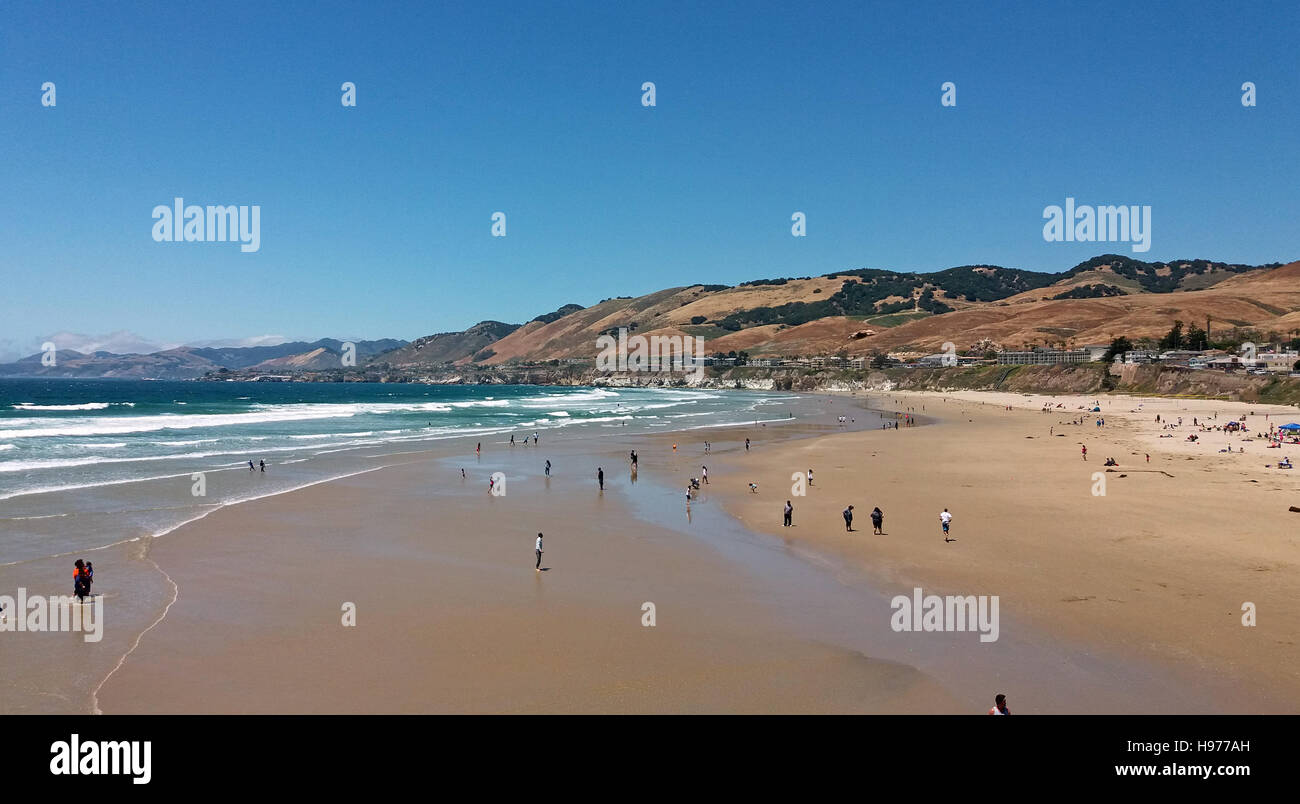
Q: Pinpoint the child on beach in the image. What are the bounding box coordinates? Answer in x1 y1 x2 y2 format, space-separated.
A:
871 507 883 534
940 509 953 541
843 505 854 531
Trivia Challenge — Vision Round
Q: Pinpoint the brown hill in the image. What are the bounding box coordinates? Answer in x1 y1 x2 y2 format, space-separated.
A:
384 256 1298 366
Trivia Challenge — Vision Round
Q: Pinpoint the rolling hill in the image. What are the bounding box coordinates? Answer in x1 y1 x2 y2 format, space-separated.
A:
379 255 1296 366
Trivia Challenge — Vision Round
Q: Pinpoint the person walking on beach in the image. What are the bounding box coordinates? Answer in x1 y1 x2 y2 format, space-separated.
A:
73 559 87 603
476 442 481 455
701 466 708 484
807 468 813 487
941 508 953 541
249 460 255 472
1081 444 1087 461
783 500 793 527
597 467 604 491
988 694 1010 715
545 459 551 477
843 505 854 532
535 533 543 571
259 459 265 473
871 506 883 534
84 562 94 598
510 434 515 446
745 438 750 452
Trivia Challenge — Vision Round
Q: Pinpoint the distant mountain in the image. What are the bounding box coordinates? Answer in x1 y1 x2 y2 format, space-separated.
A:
0 348 220 379
367 322 520 367
188 339 406 370
0 338 407 379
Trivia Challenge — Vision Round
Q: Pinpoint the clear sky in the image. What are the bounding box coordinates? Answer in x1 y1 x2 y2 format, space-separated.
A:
1 0 1297 358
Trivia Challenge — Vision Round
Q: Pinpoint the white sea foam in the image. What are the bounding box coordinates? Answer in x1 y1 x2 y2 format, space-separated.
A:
0 407 359 439
11 402 111 411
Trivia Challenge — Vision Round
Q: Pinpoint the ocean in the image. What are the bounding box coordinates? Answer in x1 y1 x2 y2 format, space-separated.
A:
0 379 795 564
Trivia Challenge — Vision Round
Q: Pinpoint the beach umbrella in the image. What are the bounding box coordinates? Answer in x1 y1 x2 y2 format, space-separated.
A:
1279 423 1300 431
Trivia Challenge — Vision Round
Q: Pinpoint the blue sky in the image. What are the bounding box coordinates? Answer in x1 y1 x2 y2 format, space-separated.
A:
1 0 1297 357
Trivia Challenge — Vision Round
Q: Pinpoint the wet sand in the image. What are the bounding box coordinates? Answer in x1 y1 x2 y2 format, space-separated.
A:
94 411 961 713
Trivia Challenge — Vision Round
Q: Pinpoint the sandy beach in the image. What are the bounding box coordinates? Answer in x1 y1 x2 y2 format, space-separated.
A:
710 390 1300 712
10 390 1294 714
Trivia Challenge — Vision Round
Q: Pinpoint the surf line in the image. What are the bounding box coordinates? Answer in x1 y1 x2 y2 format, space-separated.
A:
88 464 389 713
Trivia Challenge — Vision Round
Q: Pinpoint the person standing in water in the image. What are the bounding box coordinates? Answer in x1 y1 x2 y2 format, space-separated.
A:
476 442 481 455
597 467 604 491
259 459 265 472
535 533 543 571
73 559 87 602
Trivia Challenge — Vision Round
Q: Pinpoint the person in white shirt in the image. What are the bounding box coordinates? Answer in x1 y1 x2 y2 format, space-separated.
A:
701 465 708 484
940 509 953 541
535 533 544 571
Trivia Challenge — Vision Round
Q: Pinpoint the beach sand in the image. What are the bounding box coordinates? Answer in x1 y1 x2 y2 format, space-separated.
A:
708 391 1300 712
92 399 964 714
26 390 1300 714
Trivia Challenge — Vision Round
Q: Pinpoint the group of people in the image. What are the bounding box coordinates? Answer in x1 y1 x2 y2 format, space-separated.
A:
73 559 95 602
248 459 265 472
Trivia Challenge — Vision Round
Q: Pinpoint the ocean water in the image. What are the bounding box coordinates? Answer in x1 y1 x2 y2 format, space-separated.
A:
0 379 796 563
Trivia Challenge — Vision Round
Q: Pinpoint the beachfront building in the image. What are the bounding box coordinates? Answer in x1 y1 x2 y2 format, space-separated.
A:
1121 349 1161 364
996 348 1091 365
918 353 954 367
1257 350 1300 372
